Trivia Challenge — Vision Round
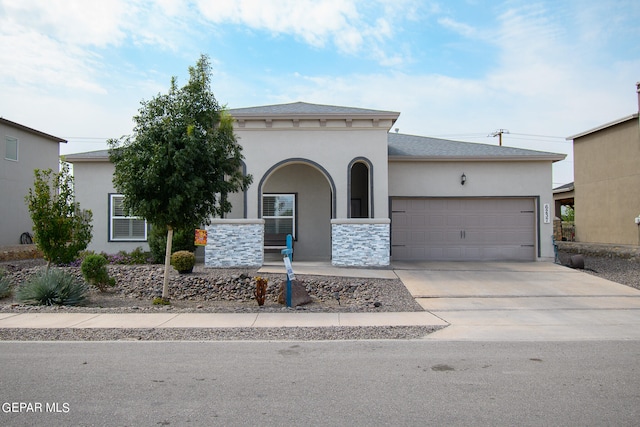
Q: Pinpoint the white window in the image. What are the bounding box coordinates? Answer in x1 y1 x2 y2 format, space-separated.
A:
109 194 148 241
5 136 18 161
262 194 296 239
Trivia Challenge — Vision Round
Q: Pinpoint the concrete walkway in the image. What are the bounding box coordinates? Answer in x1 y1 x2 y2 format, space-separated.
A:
0 311 445 329
0 261 445 330
394 261 640 341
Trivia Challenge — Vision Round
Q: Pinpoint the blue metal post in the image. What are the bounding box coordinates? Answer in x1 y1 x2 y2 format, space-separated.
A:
281 234 294 307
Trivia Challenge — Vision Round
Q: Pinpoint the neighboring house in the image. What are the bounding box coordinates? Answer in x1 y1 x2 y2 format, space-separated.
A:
553 182 574 217
66 102 564 267
565 83 640 246
553 182 575 241
0 118 66 247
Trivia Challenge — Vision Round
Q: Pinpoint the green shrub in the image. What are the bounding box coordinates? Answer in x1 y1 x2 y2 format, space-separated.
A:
17 268 87 306
0 268 12 299
25 164 93 267
128 247 149 264
149 225 197 264
99 247 151 265
81 254 116 291
170 250 195 273
152 297 171 305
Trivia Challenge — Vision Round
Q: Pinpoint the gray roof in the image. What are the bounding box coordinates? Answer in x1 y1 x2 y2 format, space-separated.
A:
64 149 110 162
229 102 400 119
65 135 566 163
388 133 566 162
553 182 574 193
0 117 66 143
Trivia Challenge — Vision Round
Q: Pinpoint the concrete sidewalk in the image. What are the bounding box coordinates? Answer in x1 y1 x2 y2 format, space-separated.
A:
0 311 447 329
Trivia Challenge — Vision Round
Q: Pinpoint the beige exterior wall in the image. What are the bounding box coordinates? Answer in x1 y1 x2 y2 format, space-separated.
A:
0 123 61 246
232 119 390 260
573 118 640 245
234 122 391 220
72 161 150 254
388 160 557 260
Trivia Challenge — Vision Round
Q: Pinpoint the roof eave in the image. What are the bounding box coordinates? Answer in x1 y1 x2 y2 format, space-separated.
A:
232 112 400 122
64 157 110 163
566 113 639 140
0 117 67 143
389 154 566 162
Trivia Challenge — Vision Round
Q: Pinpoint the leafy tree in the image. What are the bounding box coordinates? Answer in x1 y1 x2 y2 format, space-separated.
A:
25 163 93 269
108 54 252 299
562 206 575 222
148 223 197 264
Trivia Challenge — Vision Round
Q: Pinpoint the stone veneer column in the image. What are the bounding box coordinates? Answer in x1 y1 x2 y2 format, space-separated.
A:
205 219 264 268
331 218 390 267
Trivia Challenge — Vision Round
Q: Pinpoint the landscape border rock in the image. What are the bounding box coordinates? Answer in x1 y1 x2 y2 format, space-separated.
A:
557 241 640 261
0 262 424 314
0 245 43 262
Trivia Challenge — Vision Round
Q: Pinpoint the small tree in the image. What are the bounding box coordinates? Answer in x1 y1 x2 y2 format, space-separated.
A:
25 163 93 269
562 206 575 222
108 54 252 300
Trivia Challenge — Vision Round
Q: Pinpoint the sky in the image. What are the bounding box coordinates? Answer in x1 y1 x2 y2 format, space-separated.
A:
1 0 639 187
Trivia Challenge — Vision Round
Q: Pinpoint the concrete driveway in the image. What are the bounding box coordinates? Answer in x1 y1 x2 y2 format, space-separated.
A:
393 261 640 341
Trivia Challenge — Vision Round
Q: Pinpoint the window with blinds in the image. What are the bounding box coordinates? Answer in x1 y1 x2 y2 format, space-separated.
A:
262 194 295 238
109 194 148 241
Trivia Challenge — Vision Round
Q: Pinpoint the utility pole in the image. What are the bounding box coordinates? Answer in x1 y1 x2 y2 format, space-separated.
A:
489 129 509 146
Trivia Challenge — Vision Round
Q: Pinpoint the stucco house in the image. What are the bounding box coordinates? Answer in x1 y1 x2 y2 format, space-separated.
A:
0 118 66 247
564 83 640 246
65 102 564 267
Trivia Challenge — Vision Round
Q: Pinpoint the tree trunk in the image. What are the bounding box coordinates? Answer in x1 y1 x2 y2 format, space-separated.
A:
162 226 174 299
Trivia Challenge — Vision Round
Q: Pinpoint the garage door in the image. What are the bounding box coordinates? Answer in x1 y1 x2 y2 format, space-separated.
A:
391 198 535 261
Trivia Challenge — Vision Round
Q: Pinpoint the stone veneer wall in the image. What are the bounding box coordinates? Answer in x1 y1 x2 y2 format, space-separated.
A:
205 219 264 268
331 219 390 267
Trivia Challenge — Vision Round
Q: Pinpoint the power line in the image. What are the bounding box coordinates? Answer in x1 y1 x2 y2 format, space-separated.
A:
509 132 565 139
489 129 509 146
507 136 573 144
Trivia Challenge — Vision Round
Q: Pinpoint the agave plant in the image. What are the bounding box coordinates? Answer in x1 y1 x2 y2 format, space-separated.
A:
0 269 11 299
17 268 88 306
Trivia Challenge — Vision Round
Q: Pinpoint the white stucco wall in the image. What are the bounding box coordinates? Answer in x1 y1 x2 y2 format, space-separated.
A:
388 160 557 260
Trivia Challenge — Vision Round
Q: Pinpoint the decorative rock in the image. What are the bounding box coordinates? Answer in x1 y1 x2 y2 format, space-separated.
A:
277 280 313 307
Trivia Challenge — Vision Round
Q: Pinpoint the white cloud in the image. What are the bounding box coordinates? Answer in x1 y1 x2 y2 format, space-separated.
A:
1 0 128 47
196 0 358 48
194 0 414 62
437 17 479 38
0 19 107 93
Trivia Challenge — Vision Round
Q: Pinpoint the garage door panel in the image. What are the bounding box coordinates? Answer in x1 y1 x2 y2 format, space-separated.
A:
392 213 408 226
411 231 426 243
446 215 464 227
409 214 426 227
391 198 535 261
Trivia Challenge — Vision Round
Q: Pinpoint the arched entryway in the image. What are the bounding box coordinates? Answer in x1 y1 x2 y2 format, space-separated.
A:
259 159 335 261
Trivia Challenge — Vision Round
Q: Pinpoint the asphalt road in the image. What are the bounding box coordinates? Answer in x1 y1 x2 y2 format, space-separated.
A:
1 340 639 426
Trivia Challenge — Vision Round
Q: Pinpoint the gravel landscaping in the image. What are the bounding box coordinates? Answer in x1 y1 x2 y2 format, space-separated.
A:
1 251 638 341
557 251 640 291
0 259 436 341
0 261 423 313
